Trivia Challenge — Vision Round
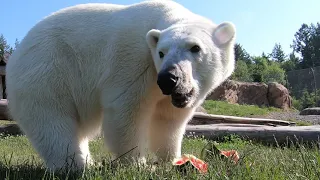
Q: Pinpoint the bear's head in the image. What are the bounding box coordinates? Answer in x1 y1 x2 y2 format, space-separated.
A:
146 22 236 109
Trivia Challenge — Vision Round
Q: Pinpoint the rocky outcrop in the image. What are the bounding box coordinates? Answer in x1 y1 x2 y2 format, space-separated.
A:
267 82 292 109
206 80 292 110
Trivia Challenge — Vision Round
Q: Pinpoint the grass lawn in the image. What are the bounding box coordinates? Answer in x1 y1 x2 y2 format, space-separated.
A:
202 100 312 126
203 100 282 117
0 120 16 125
0 135 319 179
0 101 317 179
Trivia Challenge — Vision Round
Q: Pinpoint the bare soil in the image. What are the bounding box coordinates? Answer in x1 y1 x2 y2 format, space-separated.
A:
252 111 320 125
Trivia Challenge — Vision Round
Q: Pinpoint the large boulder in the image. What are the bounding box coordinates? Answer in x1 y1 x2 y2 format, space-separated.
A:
207 80 239 104
207 80 269 107
300 108 320 115
267 82 292 109
207 80 292 110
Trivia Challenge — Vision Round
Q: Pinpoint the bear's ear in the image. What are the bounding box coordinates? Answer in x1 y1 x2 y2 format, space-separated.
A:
146 29 161 49
212 22 236 46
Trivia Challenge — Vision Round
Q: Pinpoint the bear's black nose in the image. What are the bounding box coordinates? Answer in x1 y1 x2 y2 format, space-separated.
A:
157 71 179 95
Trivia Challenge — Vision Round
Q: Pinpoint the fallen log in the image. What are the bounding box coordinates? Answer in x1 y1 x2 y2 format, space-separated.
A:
190 112 296 126
1 123 320 147
186 124 320 146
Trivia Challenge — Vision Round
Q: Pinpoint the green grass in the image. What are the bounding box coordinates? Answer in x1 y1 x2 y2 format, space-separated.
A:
203 100 281 117
0 135 319 179
0 120 16 125
287 119 313 126
0 102 315 179
202 100 312 126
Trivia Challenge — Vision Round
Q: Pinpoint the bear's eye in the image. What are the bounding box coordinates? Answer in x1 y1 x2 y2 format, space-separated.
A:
190 45 201 53
159 51 164 58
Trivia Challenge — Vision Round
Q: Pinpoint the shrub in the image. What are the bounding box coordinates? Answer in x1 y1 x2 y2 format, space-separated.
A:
292 97 303 110
231 56 286 85
261 63 286 85
292 89 320 110
231 60 253 82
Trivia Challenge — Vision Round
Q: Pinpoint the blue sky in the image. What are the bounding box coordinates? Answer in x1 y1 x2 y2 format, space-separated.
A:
1 0 319 56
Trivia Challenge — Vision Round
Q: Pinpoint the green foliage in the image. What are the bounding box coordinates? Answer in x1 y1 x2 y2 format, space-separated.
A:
249 56 268 81
231 60 252 82
292 89 320 110
261 62 286 85
300 89 320 109
203 100 280 117
249 56 268 82
280 52 300 73
231 53 286 85
234 43 252 64
300 89 316 108
291 22 320 69
281 59 297 72
0 34 13 63
261 52 270 59
270 43 286 62
0 34 19 64
292 97 303 110
287 118 313 126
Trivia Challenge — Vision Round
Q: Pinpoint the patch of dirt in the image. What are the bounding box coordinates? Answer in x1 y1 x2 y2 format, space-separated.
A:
251 111 320 125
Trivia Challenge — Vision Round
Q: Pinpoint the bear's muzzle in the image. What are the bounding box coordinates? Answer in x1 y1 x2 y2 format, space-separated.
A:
157 67 180 95
157 66 195 108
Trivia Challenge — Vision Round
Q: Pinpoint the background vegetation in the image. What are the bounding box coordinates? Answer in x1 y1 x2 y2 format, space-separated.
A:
231 22 320 110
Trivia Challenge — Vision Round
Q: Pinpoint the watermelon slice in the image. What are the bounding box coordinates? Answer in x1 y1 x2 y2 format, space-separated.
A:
220 150 240 164
172 154 208 174
172 142 240 175
201 141 240 164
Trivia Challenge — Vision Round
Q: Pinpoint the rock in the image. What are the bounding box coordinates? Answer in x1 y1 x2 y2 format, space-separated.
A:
237 82 269 106
208 80 240 104
267 82 292 110
300 108 320 115
206 80 292 110
207 80 269 107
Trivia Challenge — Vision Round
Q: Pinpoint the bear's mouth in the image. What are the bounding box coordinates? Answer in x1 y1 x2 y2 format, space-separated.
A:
171 88 195 108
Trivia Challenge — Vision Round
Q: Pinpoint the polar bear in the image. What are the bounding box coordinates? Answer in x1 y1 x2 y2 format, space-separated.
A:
6 0 236 171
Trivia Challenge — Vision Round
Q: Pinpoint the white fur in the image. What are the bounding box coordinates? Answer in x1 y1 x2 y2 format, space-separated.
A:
6 0 236 171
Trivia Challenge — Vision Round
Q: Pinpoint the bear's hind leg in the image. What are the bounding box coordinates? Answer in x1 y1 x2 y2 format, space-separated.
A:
14 107 91 172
